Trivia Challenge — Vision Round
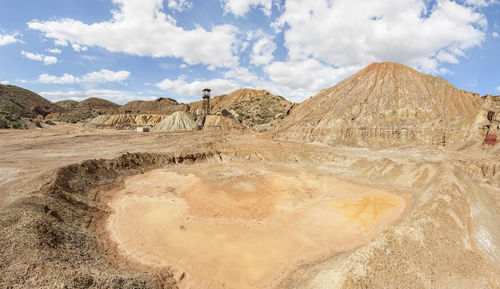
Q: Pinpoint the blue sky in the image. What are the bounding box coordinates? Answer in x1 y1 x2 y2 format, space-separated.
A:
0 0 499 104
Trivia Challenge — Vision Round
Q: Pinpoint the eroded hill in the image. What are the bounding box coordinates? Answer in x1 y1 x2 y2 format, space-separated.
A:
190 88 293 127
272 62 483 147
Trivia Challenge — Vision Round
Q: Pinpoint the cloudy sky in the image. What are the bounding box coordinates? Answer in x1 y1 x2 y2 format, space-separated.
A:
0 0 499 104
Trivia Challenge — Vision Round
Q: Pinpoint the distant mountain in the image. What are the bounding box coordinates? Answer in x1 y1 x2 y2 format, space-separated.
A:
273 62 482 147
190 88 293 127
48 97 120 124
0 85 65 128
78 97 120 111
119 98 188 114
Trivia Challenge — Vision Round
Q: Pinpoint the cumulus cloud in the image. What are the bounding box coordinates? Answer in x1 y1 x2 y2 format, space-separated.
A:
493 32 499 38
465 0 498 7
156 75 240 97
274 0 487 73
251 36 276 66
0 31 21 46
21 51 58 65
1 80 10 85
40 89 156 104
264 59 358 99
28 0 239 68
167 0 192 12
47 48 62 54
72 43 88 52
39 69 130 84
497 86 500 91
221 0 274 16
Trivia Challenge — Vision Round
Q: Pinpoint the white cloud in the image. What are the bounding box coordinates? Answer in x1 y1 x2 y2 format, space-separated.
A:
465 0 498 7
156 75 240 97
39 69 130 84
179 63 187 68
167 0 192 12
274 0 487 74
47 48 62 54
221 0 274 16
223 66 259 84
1 80 10 85
40 89 156 104
251 36 276 66
264 59 358 101
21 51 58 65
0 32 21 46
72 43 88 52
497 86 500 91
28 0 239 68
493 32 499 38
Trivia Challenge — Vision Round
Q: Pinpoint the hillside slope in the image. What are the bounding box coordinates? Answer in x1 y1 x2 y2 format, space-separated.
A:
190 88 293 127
48 97 120 123
0 85 65 128
273 62 482 147
119 98 188 114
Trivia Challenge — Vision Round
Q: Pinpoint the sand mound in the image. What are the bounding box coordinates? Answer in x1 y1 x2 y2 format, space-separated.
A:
273 62 482 147
202 115 244 131
153 111 198 132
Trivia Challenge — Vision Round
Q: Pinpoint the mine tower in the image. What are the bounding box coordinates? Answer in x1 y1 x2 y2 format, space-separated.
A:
202 88 211 116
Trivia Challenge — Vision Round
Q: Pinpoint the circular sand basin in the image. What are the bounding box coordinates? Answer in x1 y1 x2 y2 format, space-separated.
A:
106 163 408 289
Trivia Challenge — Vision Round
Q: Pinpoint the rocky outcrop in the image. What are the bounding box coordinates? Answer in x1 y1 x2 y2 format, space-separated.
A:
190 88 292 127
88 114 167 128
471 94 500 146
272 62 482 147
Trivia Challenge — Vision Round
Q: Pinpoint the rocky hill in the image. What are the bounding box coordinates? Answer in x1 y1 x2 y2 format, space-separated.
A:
48 97 120 123
119 97 188 114
54 100 79 110
190 88 293 127
0 85 65 128
78 97 120 111
272 62 482 147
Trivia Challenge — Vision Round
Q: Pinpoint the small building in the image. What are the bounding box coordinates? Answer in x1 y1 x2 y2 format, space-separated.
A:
137 126 150 132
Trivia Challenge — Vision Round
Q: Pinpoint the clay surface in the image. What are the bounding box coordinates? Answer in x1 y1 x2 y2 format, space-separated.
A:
107 163 407 289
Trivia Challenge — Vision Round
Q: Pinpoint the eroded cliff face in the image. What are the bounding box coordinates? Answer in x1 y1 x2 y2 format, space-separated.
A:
471 94 500 146
272 62 482 147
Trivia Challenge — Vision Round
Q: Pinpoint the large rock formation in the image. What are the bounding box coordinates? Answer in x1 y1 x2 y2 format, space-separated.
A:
88 114 167 128
190 88 292 127
273 62 482 147
470 94 500 146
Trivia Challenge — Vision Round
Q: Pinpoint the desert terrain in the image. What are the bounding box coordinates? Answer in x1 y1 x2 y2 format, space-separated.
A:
0 63 499 288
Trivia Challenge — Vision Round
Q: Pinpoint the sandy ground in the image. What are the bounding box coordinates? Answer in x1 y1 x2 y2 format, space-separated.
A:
106 163 407 289
0 125 498 288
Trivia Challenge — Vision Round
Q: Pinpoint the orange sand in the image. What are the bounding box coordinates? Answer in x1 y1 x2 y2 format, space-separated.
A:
106 163 407 289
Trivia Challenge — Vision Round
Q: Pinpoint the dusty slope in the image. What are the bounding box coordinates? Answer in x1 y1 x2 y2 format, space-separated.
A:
202 114 244 131
0 85 65 128
190 88 293 127
273 62 482 147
